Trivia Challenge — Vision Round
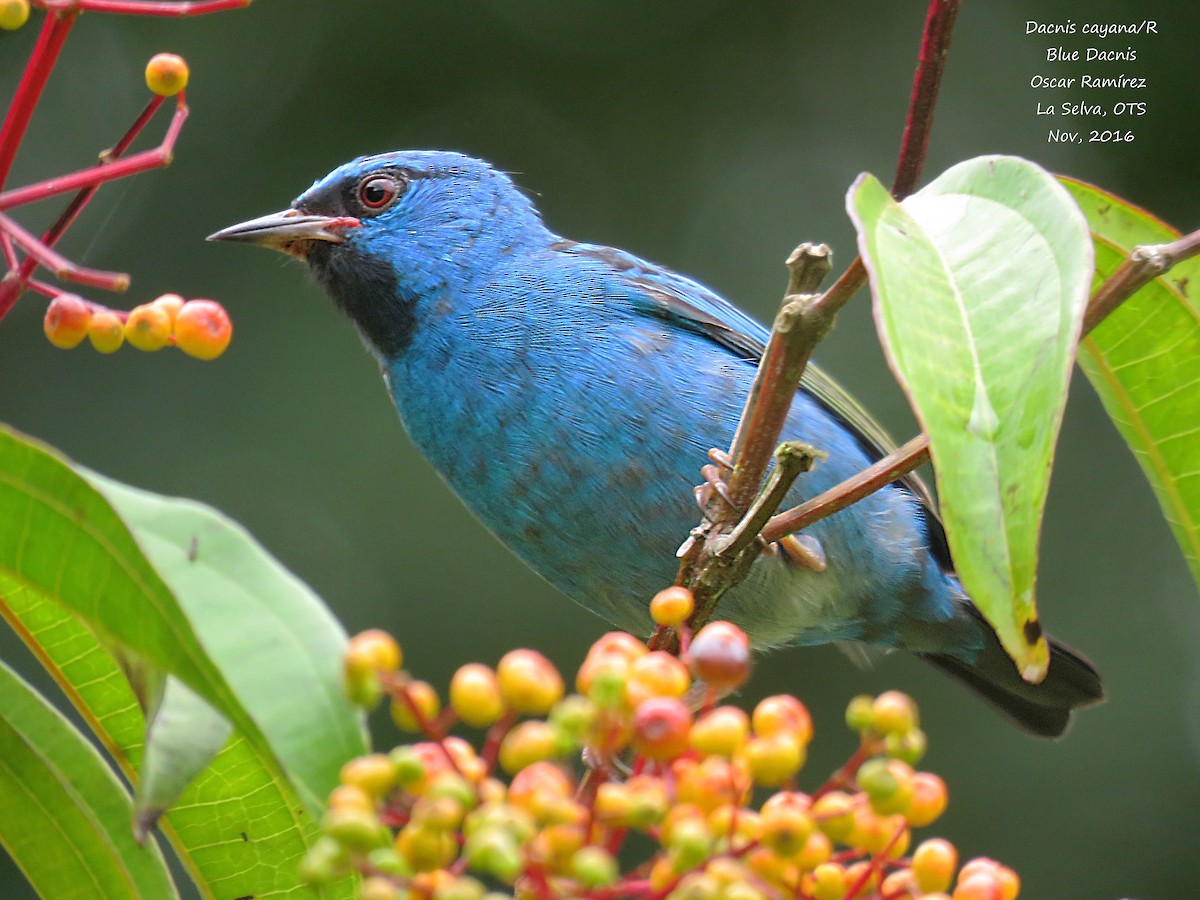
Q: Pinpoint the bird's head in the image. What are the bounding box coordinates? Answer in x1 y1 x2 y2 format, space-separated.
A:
209 150 547 359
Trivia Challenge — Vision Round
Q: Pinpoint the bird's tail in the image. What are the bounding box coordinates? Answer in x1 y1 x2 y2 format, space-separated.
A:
919 605 1103 738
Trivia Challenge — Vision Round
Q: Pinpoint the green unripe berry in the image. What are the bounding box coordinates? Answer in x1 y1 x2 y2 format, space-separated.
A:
571 846 619 888
885 726 928 764
322 805 387 852
389 746 427 787
845 694 875 732
365 846 412 879
434 876 487 900
297 836 349 885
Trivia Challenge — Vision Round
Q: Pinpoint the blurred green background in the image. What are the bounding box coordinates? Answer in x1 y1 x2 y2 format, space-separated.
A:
2 1 1198 896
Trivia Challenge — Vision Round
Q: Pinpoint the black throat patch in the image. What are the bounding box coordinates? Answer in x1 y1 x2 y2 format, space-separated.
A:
307 243 417 359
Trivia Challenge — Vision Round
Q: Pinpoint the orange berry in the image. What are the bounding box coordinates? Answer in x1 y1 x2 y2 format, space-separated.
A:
881 868 919 897
327 783 374 813
0 0 30 30
958 859 1019 900
843 860 880 895
86 309 124 353
752 695 813 745
449 663 505 727
675 754 751 811
952 873 1004 900
626 650 691 705
912 838 958 894
795 829 832 870
391 680 440 733
690 705 750 757
496 649 564 715
632 696 693 761
907 771 949 827
174 299 232 360
586 631 648 664
871 691 918 735
688 621 751 690
649 585 694 626
43 294 92 349
145 52 189 96
124 303 172 351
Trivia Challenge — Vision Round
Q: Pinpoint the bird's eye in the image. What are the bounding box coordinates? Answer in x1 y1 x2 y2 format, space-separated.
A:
356 174 403 212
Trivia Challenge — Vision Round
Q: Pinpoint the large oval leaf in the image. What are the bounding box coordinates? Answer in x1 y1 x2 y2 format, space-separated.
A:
1060 178 1200 589
849 156 1094 681
0 658 177 899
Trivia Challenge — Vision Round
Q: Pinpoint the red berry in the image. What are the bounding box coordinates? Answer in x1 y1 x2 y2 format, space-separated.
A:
43 294 91 349
632 696 693 761
688 621 751 690
174 299 232 360
145 53 189 96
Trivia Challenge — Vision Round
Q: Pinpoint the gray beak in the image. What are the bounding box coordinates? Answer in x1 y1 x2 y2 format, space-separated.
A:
207 209 361 255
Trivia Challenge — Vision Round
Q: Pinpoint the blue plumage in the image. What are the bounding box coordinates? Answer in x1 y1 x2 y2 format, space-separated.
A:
211 150 1101 735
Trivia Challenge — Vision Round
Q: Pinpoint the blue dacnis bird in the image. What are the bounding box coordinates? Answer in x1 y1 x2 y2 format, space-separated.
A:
210 150 1102 737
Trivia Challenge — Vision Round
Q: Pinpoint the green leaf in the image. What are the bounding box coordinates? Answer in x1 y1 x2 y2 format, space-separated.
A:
135 676 233 840
0 424 365 897
849 157 1094 681
0 658 177 899
1060 178 1200 588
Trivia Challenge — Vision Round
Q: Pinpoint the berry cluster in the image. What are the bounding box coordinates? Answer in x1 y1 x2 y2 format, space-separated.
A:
43 293 232 359
310 588 1020 899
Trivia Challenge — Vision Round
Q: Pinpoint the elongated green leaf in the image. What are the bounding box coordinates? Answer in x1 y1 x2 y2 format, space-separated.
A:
850 157 1093 680
0 425 364 897
1060 178 1200 587
0 658 177 900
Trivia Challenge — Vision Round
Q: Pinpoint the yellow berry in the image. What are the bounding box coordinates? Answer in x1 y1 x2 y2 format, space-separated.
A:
0 0 29 30
758 792 815 859
752 695 813 745
497 720 558 773
150 293 185 326
912 838 958 894
496 649 564 715
742 733 805 787
124 303 171 351
810 862 847 900
625 650 691 706
649 585 694 626
174 299 232 360
339 753 397 798
690 705 750 757
871 691 918 735
145 52 189 96
87 309 124 353
907 771 949 827
345 629 403 675
391 680 440 733
450 663 505 727
811 791 856 843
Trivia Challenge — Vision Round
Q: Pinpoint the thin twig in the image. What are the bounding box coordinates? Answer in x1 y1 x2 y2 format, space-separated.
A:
762 435 930 543
1082 229 1200 334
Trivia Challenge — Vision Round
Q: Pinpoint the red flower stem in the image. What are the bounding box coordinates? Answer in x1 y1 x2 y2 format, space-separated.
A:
0 211 129 291
0 9 77 190
41 0 251 14
0 97 187 211
892 0 961 198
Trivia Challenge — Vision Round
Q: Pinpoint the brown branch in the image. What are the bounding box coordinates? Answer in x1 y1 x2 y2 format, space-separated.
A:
1081 228 1200 334
762 435 930 544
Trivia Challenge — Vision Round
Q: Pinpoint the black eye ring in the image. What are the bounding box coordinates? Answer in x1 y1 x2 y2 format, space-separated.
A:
356 174 404 213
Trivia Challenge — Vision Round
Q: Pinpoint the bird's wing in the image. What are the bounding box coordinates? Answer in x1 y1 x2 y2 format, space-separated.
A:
560 241 950 565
